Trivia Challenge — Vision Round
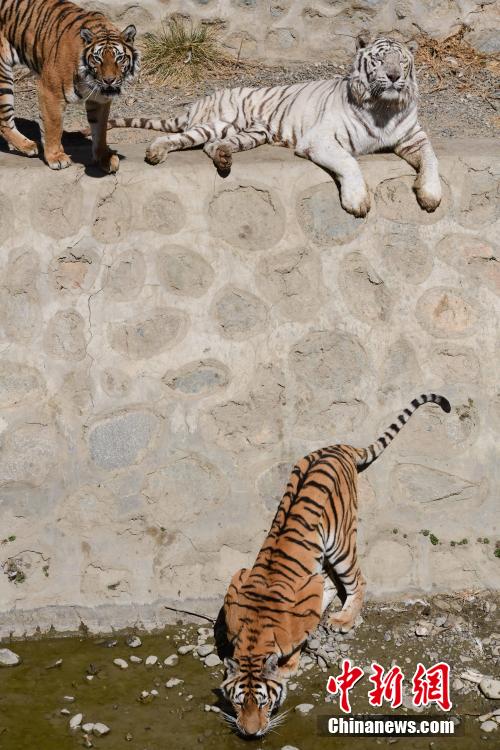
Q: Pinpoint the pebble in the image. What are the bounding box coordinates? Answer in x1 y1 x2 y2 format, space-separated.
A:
129 655 142 664
0 648 21 667
307 638 320 651
178 645 195 655
93 723 110 736
69 713 83 729
295 703 314 715
60 708 70 715
197 644 214 657
452 678 464 691
198 627 212 638
204 653 222 667
164 654 179 667
126 636 142 649
113 658 128 669
480 677 500 700
145 655 158 666
415 624 430 637
151 689 159 697
82 723 95 733
282 745 300 749
166 678 183 688
480 720 498 733
63 695 75 702
204 705 221 713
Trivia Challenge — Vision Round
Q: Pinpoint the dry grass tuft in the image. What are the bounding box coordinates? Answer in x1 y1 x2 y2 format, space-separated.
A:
415 25 499 95
142 17 249 89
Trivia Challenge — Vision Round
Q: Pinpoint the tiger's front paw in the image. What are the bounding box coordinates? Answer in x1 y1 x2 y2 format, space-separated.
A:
416 184 442 213
145 141 169 165
46 151 72 170
340 185 371 218
96 149 120 174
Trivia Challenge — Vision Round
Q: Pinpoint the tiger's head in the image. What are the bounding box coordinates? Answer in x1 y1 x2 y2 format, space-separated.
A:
79 25 139 97
221 654 287 737
348 36 418 109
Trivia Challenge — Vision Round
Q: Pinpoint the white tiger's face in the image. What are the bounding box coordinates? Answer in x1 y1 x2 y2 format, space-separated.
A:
350 37 417 107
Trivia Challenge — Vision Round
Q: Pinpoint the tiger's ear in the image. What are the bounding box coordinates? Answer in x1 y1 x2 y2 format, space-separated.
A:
224 657 239 678
356 32 371 51
122 24 137 43
80 28 93 45
406 39 418 54
263 653 279 677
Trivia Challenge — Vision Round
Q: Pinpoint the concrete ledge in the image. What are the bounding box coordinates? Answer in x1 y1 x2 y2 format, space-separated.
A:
0 138 498 637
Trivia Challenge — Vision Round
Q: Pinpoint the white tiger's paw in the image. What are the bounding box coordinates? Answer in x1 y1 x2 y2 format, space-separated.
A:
416 183 442 213
145 141 169 165
340 185 371 218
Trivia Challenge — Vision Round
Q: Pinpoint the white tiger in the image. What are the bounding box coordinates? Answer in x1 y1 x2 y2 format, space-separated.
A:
107 36 441 217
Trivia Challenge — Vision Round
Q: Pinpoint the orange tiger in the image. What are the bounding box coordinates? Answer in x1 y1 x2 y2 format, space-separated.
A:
0 0 138 172
219 393 451 737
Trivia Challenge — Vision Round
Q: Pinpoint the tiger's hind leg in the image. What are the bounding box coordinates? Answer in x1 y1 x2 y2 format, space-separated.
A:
146 121 233 165
324 552 366 633
204 128 269 175
0 35 38 157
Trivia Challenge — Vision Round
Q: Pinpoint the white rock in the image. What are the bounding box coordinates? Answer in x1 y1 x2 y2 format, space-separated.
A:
126 636 142 648
178 645 195 655
60 708 70 715
460 669 484 684
63 695 75 702
198 628 212 638
145 655 158 666
113 658 128 669
197 644 214 657
93 723 110 736
204 653 221 667
129 655 142 664
69 713 83 729
166 678 183 688
204 704 220 713
452 679 464 691
480 677 500 700
282 746 300 749
164 654 179 667
82 723 95 733
295 703 314 715
151 689 159 697
0 648 21 667
415 624 429 637
480 720 497 733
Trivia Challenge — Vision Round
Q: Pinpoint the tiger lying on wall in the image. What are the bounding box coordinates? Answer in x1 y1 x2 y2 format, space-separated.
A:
0 0 139 172
106 36 441 217
217 393 451 737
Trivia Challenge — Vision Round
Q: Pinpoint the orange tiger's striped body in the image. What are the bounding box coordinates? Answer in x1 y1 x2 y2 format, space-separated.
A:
0 0 138 171
220 393 451 737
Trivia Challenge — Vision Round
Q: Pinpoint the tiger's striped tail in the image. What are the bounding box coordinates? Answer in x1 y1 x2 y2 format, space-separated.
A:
355 393 451 473
106 114 189 132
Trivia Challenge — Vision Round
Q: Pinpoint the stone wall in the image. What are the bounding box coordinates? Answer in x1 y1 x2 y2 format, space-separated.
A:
0 139 498 638
80 0 500 62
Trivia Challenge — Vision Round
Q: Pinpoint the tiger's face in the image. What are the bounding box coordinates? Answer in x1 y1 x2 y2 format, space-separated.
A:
79 25 139 97
349 36 417 107
221 655 287 737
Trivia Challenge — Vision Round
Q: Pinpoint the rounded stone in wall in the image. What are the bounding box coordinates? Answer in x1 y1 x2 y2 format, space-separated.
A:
416 287 480 338
212 285 268 340
156 245 214 298
292 395 368 443
49 245 100 294
0 423 58 487
100 368 131 398
92 185 132 244
30 178 84 238
379 338 421 397
5 247 40 291
256 246 324 322
375 176 449 224
436 234 499 295
377 226 432 284
428 344 481 384
339 252 392 323
266 27 298 49
108 307 189 359
458 169 499 228
103 248 146 301
208 185 285 252
163 359 230 397
142 453 228 527
257 461 292 513
43 310 87 361
390 462 485 510
297 182 366 245
0 192 13 240
0 288 41 343
289 329 368 397
141 191 186 235
0 361 45 408
88 409 160 469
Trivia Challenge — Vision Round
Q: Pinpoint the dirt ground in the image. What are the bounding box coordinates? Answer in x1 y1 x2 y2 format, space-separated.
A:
10 58 500 149
1 591 499 750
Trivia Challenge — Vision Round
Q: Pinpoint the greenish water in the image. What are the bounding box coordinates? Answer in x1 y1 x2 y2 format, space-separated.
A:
0 603 497 750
